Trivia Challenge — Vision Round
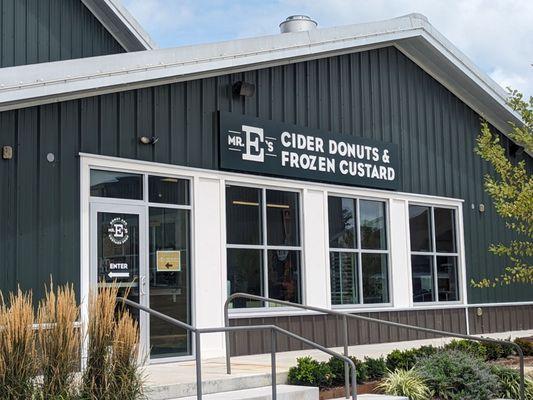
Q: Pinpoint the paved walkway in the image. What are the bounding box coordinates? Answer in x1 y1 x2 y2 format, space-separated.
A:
144 329 533 388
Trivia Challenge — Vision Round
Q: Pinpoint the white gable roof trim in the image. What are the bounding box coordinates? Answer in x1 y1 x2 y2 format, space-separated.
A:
81 0 157 51
0 13 521 139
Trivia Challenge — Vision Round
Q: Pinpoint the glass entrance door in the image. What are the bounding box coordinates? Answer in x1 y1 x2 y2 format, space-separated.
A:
90 203 149 356
148 207 191 359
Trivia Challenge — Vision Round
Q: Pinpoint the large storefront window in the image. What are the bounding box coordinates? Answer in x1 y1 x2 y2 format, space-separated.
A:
226 185 302 308
409 205 459 303
328 196 389 305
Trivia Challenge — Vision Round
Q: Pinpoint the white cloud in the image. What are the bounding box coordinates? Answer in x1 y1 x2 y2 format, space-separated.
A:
122 0 533 97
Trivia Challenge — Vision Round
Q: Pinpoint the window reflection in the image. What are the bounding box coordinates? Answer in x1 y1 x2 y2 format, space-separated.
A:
226 186 262 245
360 200 387 250
412 255 434 302
437 256 458 301
227 249 264 308
409 205 432 252
330 252 358 305
434 208 456 253
362 253 389 303
90 170 143 200
266 190 300 246
328 197 356 249
149 176 189 205
268 250 300 304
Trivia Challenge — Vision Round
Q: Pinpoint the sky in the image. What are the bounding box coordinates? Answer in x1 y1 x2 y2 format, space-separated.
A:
122 0 533 98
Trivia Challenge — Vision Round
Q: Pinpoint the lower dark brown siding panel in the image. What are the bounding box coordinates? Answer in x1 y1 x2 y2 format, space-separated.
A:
229 308 468 356
468 305 533 335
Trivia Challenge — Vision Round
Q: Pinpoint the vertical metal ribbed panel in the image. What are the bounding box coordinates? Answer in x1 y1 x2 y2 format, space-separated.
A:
469 305 533 334
228 308 469 356
0 46 531 305
0 0 124 68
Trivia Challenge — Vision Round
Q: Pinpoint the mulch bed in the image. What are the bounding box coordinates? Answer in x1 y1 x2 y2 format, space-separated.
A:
490 355 533 368
319 381 381 399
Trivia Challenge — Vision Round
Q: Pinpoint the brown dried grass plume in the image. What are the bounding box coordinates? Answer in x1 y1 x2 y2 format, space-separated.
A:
37 281 80 398
0 288 37 400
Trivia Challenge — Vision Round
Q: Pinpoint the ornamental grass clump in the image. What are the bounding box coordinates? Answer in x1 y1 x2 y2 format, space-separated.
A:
81 284 145 400
81 285 118 399
110 310 144 399
491 365 533 400
0 289 37 400
37 282 80 399
376 368 431 400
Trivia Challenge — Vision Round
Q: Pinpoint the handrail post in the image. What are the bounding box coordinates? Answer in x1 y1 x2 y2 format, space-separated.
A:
515 343 525 400
350 363 357 400
271 328 277 400
195 332 202 400
224 299 231 375
343 314 349 399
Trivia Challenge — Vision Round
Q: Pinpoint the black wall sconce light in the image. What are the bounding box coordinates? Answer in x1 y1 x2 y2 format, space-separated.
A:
139 136 159 145
232 81 256 97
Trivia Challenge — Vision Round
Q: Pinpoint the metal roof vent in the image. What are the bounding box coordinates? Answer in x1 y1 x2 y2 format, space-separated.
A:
279 15 317 33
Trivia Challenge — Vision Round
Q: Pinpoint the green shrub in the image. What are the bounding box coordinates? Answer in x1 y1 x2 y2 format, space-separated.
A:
386 346 438 371
364 357 387 381
415 350 499 400
491 365 533 400
376 368 431 400
328 356 367 385
482 337 514 360
287 357 334 389
514 337 533 356
444 339 487 360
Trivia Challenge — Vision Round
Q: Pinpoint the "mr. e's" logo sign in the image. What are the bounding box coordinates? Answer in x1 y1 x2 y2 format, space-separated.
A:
219 112 399 190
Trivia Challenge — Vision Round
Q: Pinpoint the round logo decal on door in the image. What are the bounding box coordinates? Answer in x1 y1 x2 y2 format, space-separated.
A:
107 217 129 245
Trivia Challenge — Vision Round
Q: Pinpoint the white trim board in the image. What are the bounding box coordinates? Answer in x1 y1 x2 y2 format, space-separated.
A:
81 0 157 51
0 13 522 148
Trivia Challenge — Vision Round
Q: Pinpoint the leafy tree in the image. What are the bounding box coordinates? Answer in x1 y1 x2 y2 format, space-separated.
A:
472 89 532 287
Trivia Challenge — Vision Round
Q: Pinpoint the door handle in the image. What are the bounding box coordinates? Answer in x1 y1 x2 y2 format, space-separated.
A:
140 276 146 295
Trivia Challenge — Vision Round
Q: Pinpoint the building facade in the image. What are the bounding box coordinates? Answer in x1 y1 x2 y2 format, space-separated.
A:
0 1 531 362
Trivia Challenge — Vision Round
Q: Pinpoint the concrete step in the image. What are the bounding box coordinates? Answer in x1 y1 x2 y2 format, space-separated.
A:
350 396 408 400
172 388 410 400
146 371 288 399
174 385 318 399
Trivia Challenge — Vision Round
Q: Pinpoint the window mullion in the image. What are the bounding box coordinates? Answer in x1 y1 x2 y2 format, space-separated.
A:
262 188 269 303
356 198 364 304
430 207 439 302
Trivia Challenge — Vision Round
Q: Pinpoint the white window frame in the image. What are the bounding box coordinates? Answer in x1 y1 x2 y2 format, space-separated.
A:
328 195 392 308
408 202 463 305
225 183 304 312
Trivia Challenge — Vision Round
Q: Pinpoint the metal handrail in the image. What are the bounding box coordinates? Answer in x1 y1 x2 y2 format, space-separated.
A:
224 292 526 400
116 297 359 400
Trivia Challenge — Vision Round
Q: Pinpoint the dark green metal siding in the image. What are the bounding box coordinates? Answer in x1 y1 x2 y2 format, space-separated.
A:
0 0 125 68
0 46 531 303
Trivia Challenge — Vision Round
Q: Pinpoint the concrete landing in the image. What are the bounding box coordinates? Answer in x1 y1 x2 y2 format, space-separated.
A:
145 329 533 399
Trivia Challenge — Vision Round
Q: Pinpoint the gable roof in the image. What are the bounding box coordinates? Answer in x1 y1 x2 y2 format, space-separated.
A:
81 0 157 51
0 13 522 141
